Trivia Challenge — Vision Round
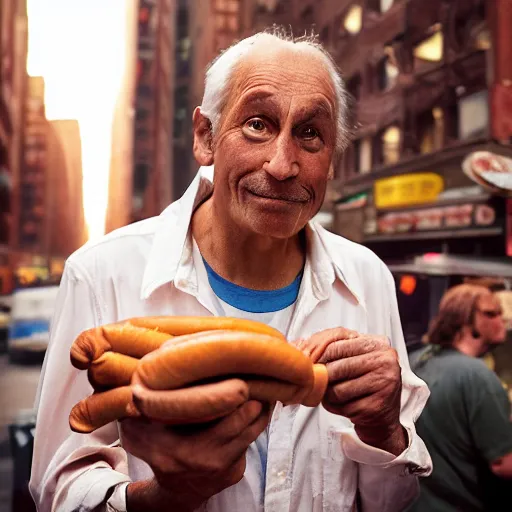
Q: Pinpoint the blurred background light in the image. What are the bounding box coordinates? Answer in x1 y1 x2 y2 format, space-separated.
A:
26 0 127 240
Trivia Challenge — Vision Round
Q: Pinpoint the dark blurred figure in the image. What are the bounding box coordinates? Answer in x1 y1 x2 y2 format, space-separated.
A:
408 284 512 512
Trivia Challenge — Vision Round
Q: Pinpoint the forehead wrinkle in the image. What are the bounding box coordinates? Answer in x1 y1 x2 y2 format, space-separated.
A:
237 89 281 112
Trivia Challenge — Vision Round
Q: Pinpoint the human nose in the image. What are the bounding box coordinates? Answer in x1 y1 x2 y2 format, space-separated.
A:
263 133 299 181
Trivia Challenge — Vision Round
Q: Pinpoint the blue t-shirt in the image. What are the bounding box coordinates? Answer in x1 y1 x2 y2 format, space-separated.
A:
202 256 303 497
202 257 302 313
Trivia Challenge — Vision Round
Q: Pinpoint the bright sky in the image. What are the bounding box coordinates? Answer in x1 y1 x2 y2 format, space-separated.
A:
26 0 128 240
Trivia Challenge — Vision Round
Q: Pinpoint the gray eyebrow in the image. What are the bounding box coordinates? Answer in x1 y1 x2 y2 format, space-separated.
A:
295 101 334 124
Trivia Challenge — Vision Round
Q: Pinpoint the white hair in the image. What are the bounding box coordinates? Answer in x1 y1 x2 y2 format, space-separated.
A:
200 28 353 161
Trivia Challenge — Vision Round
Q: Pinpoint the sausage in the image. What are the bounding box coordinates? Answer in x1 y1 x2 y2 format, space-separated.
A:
88 352 138 389
135 330 314 391
69 386 140 433
70 362 328 433
129 316 286 340
71 316 285 370
71 324 172 370
69 319 334 434
301 364 329 407
131 378 250 424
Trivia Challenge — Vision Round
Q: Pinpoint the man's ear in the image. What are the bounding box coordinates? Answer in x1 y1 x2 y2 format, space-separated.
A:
193 107 214 166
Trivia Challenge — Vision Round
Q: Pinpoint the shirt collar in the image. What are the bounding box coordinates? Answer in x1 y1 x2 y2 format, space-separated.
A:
140 165 361 306
140 166 214 300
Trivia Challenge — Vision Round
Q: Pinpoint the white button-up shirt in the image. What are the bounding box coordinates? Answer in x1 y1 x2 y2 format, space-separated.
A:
29 166 432 512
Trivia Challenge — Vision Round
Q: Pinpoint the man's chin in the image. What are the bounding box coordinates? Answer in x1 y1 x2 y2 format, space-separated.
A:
248 218 305 239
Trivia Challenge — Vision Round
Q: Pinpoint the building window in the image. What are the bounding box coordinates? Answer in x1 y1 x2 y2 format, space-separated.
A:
359 137 372 173
418 107 444 154
414 27 444 68
377 54 399 91
216 15 226 30
458 90 489 140
380 0 394 12
320 25 330 46
216 0 239 12
135 127 150 141
381 125 401 165
216 12 238 32
347 73 362 100
301 6 314 26
174 86 188 139
472 22 491 51
133 163 149 194
226 14 239 31
343 5 363 35
178 37 191 62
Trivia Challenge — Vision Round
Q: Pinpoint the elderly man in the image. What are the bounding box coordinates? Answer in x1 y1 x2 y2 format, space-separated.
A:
30 30 431 511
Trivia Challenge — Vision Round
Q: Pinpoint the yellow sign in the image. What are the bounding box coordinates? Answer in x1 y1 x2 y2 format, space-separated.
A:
374 173 444 209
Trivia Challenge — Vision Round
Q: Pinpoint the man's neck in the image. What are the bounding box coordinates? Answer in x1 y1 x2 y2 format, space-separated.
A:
453 334 487 358
191 200 305 290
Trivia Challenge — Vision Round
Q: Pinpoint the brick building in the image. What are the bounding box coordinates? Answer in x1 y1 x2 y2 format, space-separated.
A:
46 120 87 259
0 0 28 294
173 0 243 196
327 0 512 262
129 0 176 224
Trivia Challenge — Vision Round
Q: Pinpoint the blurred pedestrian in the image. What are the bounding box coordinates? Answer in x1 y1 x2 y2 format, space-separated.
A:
408 284 512 511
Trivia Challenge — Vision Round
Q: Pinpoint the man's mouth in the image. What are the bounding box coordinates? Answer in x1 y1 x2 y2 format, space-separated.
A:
245 188 309 204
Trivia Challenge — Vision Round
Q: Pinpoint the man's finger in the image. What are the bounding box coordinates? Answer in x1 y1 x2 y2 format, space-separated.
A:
132 378 249 424
212 400 264 442
325 353 382 382
317 335 390 364
298 327 358 362
323 371 384 405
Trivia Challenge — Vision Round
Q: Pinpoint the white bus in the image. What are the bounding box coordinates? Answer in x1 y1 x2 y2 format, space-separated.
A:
8 285 60 363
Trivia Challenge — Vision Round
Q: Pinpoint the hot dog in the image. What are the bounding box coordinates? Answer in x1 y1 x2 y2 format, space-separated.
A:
129 316 286 340
71 316 286 371
69 386 140 434
69 317 331 434
88 352 138 389
136 330 314 391
71 324 172 370
70 368 329 433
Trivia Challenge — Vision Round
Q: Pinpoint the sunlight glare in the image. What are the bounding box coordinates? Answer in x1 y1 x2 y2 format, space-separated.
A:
27 0 128 241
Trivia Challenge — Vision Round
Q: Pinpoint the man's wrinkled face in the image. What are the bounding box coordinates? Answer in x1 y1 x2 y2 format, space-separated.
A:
210 46 337 238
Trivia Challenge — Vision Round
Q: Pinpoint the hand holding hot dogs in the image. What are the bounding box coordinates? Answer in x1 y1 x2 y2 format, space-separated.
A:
299 328 407 456
122 400 271 511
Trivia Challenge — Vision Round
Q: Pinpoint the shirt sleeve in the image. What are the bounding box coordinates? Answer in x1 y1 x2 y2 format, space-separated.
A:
463 362 512 464
342 263 433 511
29 260 132 512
